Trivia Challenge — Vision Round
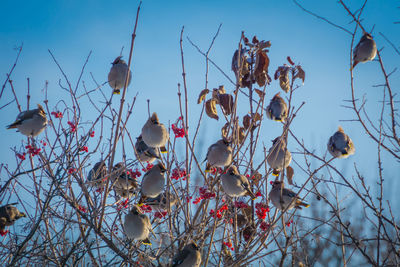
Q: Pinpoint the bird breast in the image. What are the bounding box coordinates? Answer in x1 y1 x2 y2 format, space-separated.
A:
141 172 165 197
124 214 149 240
17 115 47 137
221 175 246 197
141 124 168 148
108 64 132 90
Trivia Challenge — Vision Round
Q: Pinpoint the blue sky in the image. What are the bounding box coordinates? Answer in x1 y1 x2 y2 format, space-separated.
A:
1 0 399 208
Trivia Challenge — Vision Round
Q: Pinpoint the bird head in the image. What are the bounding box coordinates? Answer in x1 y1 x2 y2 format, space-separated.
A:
130 205 142 215
227 165 239 176
111 56 123 65
271 180 283 188
37 104 46 115
189 241 199 251
221 137 232 146
156 162 167 173
150 112 159 124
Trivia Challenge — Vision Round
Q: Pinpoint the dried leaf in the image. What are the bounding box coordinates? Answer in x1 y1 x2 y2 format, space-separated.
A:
250 171 262 186
243 115 251 130
218 94 233 115
294 65 305 84
286 166 294 185
279 72 290 93
221 122 229 139
254 50 270 87
205 99 219 120
259 40 271 49
197 89 209 104
238 127 246 144
217 85 226 94
254 89 265 98
253 112 262 122
287 56 295 66
242 206 253 221
252 36 259 44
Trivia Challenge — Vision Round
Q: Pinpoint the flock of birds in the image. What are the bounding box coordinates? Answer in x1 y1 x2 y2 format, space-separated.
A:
2 32 376 266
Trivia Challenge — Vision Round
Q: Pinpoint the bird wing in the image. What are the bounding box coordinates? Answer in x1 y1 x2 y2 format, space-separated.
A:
282 188 297 198
204 143 217 162
172 248 190 267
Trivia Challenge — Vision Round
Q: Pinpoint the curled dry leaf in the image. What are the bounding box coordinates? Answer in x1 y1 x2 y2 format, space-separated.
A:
197 89 209 104
212 85 227 103
254 89 265 98
294 65 305 84
243 115 251 130
221 122 229 139
205 99 219 120
254 50 270 87
253 112 262 122
286 166 294 185
287 56 295 66
238 127 245 144
218 94 233 115
252 36 259 44
259 40 271 49
275 66 291 93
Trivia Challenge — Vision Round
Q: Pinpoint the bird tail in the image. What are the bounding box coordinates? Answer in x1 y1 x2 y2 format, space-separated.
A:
296 200 310 208
205 163 211 173
142 238 152 246
160 146 168 153
272 169 280 176
247 190 257 200
113 89 121 95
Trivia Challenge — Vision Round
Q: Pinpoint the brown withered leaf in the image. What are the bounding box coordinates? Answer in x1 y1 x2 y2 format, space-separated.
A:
221 122 229 139
279 72 290 93
286 166 294 185
238 127 246 144
254 50 270 87
287 56 295 66
205 99 218 120
254 89 265 98
259 40 271 49
242 206 253 222
243 115 251 130
250 171 262 186
252 36 259 44
217 85 226 94
218 94 233 115
253 112 262 122
274 65 290 80
294 65 305 84
197 89 209 104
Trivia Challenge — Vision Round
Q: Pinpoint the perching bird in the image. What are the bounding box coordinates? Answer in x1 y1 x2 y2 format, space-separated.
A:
327 126 355 158
352 32 377 69
141 113 169 152
268 180 309 210
220 165 256 199
87 161 107 189
172 242 202 267
267 137 292 176
204 138 232 172
135 135 160 163
140 162 166 199
111 163 138 198
7 104 48 137
108 56 132 94
0 204 26 232
266 92 288 122
144 192 177 212
124 205 152 245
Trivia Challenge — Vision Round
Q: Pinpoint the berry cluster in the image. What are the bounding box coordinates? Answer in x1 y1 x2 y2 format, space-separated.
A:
154 211 168 219
234 201 249 209
51 111 63 118
210 167 223 175
16 153 26 161
141 163 153 172
117 199 129 211
171 117 185 138
68 168 76 174
171 167 187 180
285 219 293 227
193 187 216 204
25 145 41 156
67 121 77 133
223 241 234 251
259 221 270 231
0 230 9 236
209 204 228 219
140 204 152 213
127 169 141 179
78 205 87 213
255 203 270 220
80 146 89 153
89 131 95 137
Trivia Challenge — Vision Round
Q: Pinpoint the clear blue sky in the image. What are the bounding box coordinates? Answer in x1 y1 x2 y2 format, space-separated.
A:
1 0 399 207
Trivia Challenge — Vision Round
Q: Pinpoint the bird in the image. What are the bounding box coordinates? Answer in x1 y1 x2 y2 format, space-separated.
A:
172 241 202 267
7 104 48 137
352 32 377 69
141 113 169 152
267 137 292 176
144 192 177 212
327 126 355 158
123 205 152 245
268 180 309 210
0 204 26 232
266 92 288 122
87 161 107 189
140 162 166 200
108 56 132 94
134 135 161 163
111 163 138 198
220 165 256 199
204 138 232 172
